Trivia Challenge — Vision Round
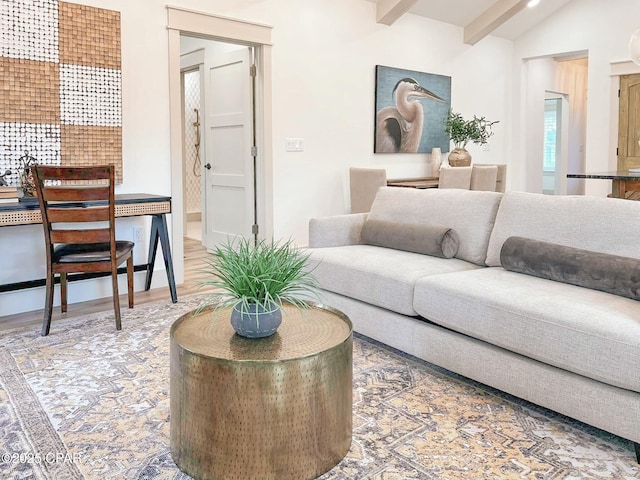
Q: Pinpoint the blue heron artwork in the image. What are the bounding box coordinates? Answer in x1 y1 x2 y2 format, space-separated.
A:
375 65 451 154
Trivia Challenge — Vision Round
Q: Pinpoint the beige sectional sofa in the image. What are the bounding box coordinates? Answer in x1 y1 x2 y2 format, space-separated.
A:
306 187 640 462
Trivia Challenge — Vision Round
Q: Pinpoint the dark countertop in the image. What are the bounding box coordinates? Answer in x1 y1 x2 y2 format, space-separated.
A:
567 171 640 180
0 193 171 212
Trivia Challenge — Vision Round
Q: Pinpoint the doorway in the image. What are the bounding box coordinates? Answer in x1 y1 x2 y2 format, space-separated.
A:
181 66 203 241
523 55 587 195
167 8 274 286
180 38 257 251
617 73 640 197
618 73 640 171
542 93 569 195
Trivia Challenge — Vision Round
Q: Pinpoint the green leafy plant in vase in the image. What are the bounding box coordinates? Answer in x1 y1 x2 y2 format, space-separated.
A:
198 237 320 338
443 110 499 166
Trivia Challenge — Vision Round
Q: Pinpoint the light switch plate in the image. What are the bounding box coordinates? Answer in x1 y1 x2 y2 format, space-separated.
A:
286 137 304 152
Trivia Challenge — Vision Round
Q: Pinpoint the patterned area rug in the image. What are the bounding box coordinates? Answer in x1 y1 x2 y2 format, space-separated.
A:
0 295 638 479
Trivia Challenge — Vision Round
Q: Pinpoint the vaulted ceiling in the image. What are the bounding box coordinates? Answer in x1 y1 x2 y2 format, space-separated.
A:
369 0 574 44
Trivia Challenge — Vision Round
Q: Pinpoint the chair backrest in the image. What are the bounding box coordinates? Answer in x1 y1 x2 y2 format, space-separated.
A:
494 164 507 192
438 166 472 189
473 163 507 192
33 165 116 267
470 165 499 191
349 167 387 213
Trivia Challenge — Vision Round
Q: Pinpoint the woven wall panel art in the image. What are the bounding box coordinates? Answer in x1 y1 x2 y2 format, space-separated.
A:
0 1 123 184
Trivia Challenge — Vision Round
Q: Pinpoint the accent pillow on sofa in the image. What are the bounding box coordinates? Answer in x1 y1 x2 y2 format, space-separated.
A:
500 236 640 301
361 219 459 258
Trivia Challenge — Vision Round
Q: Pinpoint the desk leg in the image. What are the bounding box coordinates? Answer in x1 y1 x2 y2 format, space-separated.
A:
145 213 178 303
612 179 626 198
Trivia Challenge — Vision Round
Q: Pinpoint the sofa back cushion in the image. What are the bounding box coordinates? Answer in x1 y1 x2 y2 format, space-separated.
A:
368 187 503 265
486 191 640 266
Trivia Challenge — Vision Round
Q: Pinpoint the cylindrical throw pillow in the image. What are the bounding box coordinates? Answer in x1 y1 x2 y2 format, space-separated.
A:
361 220 459 259
500 236 640 301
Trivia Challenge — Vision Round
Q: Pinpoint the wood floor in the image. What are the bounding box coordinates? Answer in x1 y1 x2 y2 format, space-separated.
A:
0 237 213 333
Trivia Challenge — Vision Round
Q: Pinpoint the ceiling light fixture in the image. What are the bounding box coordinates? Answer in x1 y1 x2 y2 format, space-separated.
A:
629 28 640 66
527 0 540 7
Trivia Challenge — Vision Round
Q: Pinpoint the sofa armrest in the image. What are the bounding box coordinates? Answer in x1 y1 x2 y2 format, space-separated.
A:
308 213 368 248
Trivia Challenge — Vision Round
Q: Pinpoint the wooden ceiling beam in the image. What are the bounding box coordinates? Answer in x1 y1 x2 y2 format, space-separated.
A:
376 0 418 26
463 0 529 45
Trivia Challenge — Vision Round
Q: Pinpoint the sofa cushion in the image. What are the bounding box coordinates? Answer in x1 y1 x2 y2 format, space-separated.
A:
501 236 640 301
306 245 481 316
361 220 459 258
486 191 640 266
413 268 640 392
368 187 502 265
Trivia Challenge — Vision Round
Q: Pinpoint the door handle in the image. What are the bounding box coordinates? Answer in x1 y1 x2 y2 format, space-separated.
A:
204 163 212 170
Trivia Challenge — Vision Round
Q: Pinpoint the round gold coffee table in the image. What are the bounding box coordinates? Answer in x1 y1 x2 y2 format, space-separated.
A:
170 303 353 480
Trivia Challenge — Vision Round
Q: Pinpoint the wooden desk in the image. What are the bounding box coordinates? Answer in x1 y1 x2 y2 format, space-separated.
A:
387 176 439 189
0 193 177 302
567 171 640 199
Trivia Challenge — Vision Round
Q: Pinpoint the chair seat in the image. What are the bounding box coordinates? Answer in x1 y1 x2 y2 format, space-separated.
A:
54 241 135 263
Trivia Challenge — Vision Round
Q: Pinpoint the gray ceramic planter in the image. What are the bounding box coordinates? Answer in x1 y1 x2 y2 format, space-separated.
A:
230 302 282 338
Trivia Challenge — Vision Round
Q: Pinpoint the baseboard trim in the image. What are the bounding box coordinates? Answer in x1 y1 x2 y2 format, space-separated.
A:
186 212 201 222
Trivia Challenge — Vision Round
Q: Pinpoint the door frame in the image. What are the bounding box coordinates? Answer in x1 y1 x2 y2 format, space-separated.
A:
180 48 205 236
167 7 273 285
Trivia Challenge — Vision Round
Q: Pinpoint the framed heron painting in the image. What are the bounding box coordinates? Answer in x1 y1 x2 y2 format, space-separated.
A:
374 65 451 153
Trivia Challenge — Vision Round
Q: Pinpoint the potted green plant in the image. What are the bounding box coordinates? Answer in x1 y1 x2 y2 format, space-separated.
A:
443 110 499 166
198 237 320 338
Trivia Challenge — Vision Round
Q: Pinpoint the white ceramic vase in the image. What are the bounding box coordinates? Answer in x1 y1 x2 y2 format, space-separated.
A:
431 148 442 177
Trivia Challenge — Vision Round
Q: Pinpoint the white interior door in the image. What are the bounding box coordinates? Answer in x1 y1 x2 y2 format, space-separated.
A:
203 47 254 250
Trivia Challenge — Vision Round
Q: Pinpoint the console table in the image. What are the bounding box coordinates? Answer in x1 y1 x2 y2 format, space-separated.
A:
0 193 177 302
567 171 640 199
170 303 353 480
387 176 439 189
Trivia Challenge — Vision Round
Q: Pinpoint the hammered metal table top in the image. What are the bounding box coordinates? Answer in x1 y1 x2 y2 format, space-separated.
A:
172 303 352 362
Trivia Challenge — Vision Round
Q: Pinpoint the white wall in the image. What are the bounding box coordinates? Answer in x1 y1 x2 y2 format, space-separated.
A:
264 1 513 241
512 0 640 196
559 60 588 196
1 0 514 316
